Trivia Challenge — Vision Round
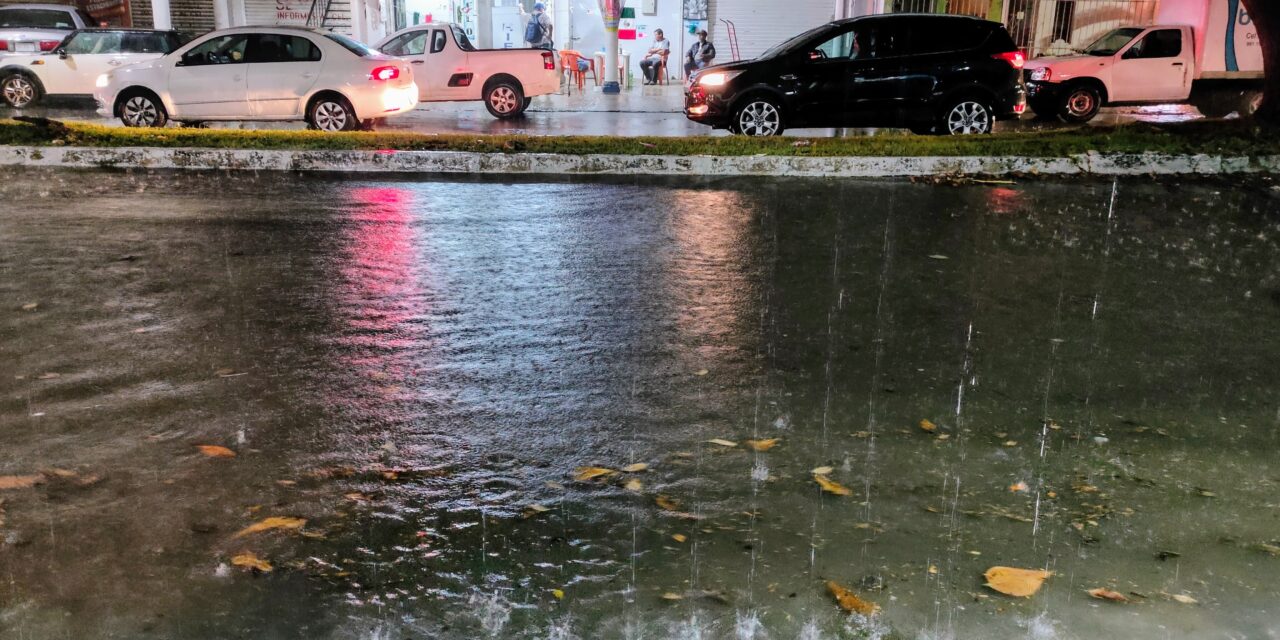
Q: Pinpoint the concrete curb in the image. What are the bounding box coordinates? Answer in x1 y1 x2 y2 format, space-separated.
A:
3 145 1278 177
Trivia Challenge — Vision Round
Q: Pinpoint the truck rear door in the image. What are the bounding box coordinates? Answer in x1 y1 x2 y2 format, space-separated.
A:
1109 26 1193 102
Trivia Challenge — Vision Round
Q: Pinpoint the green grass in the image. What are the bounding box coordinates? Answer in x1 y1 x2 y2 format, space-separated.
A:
2 118 1278 158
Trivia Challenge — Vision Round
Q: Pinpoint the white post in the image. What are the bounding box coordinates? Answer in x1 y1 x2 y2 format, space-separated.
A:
600 0 620 93
151 0 172 28
212 0 229 29
352 0 367 41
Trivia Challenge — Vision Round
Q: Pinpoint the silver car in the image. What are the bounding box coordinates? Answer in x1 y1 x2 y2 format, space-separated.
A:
0 4 94 54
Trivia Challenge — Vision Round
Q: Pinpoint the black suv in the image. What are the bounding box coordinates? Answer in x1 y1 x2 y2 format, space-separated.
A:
684 14 1027 136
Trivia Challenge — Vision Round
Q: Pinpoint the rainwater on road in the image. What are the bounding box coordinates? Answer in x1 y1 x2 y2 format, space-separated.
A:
1 169 1278 639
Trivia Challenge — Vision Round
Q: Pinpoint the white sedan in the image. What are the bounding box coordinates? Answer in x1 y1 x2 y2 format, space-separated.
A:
1 29 182 108
94 26 418 131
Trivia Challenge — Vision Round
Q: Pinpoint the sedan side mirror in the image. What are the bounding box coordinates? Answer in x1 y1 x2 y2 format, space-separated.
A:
57 49 68 59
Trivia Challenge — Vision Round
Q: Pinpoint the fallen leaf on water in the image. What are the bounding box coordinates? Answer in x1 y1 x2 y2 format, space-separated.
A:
526 504 551 513
232 516 307 539
1164 592 1198 604
706 439 737 447
1003 440 1018 447
826 580 879 615
984 567 1052 597
935 434 951 441
927 254 949 260
624 478 643 492
0 475 44 490
622 463 649 473
1087 587 1129 603
744 438 780 452
276 480 297 487
694 369 709 376
811 466 834 475
573 466 616 482
928 565 939 575
552 588 564 600
1254 542 1280 556
36 372 61 380
1009 482 1029 493
660 592 684 601
1196 488 1216 498
919 419 937 433
655 495 681 511
814 474 852 497
196 445 236 458
672 533 687 542
21 303 38 311
231 552 272 572
344 492 370 502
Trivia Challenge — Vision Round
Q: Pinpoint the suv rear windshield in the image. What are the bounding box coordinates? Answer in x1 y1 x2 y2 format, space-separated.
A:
0 7 78 29
324 32 375 56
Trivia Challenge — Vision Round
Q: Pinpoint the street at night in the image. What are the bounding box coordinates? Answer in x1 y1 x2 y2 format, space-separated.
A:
2 169 1278 638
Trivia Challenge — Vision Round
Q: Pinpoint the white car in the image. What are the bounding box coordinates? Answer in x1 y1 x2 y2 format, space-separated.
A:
1 28 182 108
0 3 94 54
95 26 418 131
374 23 558 118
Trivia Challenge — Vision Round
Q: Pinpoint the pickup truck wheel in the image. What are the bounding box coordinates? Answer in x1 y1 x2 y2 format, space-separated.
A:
1059 85 1101 123
484 81 525 119
2 73 39 108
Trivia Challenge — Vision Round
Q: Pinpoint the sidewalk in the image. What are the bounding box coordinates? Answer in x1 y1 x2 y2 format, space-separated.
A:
529 83 686 114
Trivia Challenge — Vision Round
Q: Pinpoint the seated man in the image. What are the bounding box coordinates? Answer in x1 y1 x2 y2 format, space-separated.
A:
638 28 670 84
684 29 715 77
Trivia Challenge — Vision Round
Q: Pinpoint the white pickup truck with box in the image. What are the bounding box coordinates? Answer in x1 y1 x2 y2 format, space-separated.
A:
375 22 559 119
1024 0 1263 121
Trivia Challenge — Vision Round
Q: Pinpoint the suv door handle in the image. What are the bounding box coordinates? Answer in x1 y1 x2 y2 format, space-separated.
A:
1172 62 1184 66
780 74 797 81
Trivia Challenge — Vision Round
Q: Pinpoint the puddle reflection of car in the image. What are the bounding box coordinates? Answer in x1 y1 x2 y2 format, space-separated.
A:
1 29 184 108
95 26 418 131
685 14 1027 136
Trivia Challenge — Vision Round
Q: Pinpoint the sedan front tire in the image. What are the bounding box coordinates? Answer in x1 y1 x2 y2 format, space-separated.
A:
119 91 168 128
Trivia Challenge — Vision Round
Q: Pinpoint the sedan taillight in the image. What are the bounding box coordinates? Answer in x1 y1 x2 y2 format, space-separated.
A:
991 50 1025 69
0 41 8 51
369 65 400 81
542 50 554 70
38 40 60 51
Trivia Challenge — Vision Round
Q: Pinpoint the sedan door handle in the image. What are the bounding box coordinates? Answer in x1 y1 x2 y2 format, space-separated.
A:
302 72 316 78
411 60 425 65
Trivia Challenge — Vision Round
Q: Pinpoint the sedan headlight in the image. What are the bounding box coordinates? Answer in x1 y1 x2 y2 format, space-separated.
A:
696 70 742 88
95 73 111 88
1029 67 1051 82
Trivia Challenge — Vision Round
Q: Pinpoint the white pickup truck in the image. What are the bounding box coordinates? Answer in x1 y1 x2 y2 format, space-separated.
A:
374 22 558 119
1024 0 1263 122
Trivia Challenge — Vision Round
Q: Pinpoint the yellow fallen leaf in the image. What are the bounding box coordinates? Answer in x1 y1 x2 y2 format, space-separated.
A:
811 466 834 475
1087 587 1129 603
36 372 61 380
231 552 272 572
232 516 307 539
694 369 709 376
919 419 937 433
1009 482 1029 493
527 504 550 513
984 567 1052 597
1003 440 1018 447
745 438 780 452
0 475 44 490
624 478 643 492
935 434 951 441
1167 593 1198 604
655 495 681 511
660 592 684 601
706 439 737 447
196 445 236 458
928 565 939 575
552 589 564 600
573 466 616 481
826 580 879 616
672 533 687 543
21 303 38 311
814 474 852 496
622 463 649 473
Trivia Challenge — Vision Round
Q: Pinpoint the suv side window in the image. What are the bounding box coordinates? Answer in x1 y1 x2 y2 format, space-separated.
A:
247 34 322 63
859 23 910 59
1123 29 1181 59
908 18 987 55
180 34 249 66
810 29 854 60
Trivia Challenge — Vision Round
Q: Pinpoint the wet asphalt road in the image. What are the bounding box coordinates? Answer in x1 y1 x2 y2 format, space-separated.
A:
2 169 1279 639
2 92 1204 137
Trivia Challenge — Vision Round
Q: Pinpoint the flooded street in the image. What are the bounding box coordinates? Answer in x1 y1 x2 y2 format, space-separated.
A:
1 169 1278 639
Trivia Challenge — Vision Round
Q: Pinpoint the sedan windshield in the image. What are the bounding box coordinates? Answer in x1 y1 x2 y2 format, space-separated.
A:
0 8 77 29
1082 27 1143 56
758 23 836 60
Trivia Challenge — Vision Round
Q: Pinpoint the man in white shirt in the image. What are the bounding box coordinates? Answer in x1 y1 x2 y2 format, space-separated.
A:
638 28 670 85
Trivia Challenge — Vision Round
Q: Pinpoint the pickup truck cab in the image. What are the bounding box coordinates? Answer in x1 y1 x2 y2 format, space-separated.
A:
2 28 183 107
375 23 558 118
1024 0 1262 122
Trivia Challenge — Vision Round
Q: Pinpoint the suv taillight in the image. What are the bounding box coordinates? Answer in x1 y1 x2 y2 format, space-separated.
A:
542 50 554 70
991 50 1025 69
39 40 60 51
369 65 399 81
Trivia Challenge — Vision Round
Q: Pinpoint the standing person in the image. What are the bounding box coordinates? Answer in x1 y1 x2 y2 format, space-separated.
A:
684 29 715 78
523 2 554 51
638 28 670 85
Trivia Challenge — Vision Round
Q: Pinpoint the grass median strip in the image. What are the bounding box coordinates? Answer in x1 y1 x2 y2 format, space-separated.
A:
2 118 1278 158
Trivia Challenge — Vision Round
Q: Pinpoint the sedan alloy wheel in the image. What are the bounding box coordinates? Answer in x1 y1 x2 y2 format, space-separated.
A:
2 74 37 108
311 99 352 132
121 94 165 127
